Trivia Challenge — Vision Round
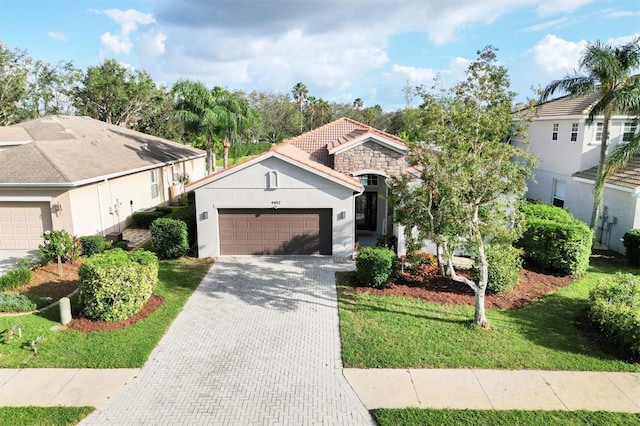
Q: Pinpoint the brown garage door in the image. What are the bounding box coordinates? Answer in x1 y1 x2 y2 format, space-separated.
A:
219 209 332 255
0 202 53 249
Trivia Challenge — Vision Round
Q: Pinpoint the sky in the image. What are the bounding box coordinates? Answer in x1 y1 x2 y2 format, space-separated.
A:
1 0 638 111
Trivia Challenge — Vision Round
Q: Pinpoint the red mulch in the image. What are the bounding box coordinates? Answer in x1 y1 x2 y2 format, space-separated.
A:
13 261 164 333
356 264 575 309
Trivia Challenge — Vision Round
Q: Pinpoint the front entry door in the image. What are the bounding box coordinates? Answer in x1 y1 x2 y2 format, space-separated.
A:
356 192 377 231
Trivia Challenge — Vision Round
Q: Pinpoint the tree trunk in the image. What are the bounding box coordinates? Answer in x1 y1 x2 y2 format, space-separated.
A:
474 240 489 327
474 289 488 327
205 136 213 175
589 112 611 231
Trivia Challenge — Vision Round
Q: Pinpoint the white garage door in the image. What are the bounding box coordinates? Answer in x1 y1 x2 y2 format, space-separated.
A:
0 202 53 249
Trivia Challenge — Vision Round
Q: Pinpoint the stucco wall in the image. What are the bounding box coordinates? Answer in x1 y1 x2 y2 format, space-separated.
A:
333 140 405 177
195 156 358 258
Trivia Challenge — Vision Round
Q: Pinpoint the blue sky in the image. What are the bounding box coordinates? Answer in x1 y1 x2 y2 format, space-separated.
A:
1 0 638 111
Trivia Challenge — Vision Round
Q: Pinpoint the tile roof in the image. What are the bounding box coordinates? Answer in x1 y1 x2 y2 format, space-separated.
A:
573 155 640 190
285 117 406 166
0 115 205 185
517 92 602 118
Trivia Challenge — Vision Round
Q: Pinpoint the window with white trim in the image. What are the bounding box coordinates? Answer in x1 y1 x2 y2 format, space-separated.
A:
552 123 558 141
594 122 603 143
172 164 180 184
570 123 579 142
150 170 159 199
359 174 378 186
552 179 566 208
623 122 638 143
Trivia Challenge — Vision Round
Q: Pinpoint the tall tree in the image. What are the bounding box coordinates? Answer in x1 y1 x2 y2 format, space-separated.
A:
540 37 640 230
73 59 159 128
390 46 534 327
0 42 31 125
171 81 257 173
291 82 308 132
27 59 81 117
244 91 301 143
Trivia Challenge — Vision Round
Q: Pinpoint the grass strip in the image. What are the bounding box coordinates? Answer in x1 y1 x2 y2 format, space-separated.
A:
0 406 94 426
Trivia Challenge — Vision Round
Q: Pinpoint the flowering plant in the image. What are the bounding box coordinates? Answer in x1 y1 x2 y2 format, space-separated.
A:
38 229 81 265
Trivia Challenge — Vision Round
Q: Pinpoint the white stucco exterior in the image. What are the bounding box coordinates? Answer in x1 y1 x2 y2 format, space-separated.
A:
193 155 362 258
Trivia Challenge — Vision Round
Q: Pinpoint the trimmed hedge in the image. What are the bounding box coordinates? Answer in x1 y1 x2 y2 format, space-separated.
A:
79 235 112 258
78 249 158 321
589 273 640 359
622 229 640 266
0 267 33 291
356 246 397 289
518 203 592 275
166 204 196 253
472 244 522 294
130 211 166 229
150 217 189 259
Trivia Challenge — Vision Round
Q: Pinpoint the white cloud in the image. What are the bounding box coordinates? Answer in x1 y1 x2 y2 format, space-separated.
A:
602 9 640 19
535 0 594 17
523 18 569 32
47 32 67 42
392 65 436 84
100 9 155 55
531 34 587 76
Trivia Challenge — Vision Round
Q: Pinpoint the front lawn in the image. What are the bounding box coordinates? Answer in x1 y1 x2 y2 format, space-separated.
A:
373 408 640 426
0 407 94 426
339 257 640 371
0 257 214 368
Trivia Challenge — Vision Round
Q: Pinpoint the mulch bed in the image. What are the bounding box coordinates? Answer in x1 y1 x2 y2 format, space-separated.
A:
12 261 164 333
356 264 575 309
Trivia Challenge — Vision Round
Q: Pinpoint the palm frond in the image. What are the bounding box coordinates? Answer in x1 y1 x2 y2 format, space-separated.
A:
595 132 640 195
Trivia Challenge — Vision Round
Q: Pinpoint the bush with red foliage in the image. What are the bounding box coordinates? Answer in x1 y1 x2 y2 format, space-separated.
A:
402 251 439 284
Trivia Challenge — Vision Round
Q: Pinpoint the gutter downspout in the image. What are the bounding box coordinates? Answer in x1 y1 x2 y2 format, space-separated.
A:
97 179 106 237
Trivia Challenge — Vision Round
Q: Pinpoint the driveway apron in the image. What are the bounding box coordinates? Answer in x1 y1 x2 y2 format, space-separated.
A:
81 256 374 425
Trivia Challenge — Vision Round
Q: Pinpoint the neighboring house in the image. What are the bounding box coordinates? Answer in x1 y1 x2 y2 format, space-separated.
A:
515 93 639 252
189 117 408 258
0 115 206 249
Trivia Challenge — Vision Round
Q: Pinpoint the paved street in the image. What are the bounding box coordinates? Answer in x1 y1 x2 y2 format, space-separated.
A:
81 256 374 425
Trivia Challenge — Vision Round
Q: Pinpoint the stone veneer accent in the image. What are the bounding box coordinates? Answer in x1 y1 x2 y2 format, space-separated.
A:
333 140 406 177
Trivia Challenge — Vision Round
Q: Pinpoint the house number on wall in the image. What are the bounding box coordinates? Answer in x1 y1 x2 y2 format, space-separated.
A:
271 201 281 205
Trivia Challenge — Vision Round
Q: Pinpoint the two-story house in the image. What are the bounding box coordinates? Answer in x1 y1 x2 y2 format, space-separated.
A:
517 93 639 252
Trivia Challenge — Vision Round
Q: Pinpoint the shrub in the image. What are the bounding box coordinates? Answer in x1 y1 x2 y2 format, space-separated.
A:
589 273 640 359
79 235 112 258
520 202 575 224
517 203 592 275
78 249 158 321
471 244 522 294
402 251 439 283
356 246 397 289
0 292 37 313
130 211 166 229
0 267 33 291
622 229 640 266
167 204 196 253
38 230 81 265
150 217 189 259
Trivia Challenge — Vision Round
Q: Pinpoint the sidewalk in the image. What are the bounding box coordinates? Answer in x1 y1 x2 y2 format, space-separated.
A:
0 367 638 413
345 368 640 412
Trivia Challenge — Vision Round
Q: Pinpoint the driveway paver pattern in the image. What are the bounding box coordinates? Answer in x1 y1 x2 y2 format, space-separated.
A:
82 256 374 425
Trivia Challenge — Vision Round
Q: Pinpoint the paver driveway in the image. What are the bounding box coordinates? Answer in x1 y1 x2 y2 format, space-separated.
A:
82 256 374 425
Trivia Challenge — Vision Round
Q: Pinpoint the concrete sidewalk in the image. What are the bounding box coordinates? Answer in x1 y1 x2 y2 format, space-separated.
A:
0 367 638 413
345 368 640 412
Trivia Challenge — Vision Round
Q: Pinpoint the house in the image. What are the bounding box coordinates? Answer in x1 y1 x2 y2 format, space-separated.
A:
0 115 206 250
189 117 408 258
515 93 639 252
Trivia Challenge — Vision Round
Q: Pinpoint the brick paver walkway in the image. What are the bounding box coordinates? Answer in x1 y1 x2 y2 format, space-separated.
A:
81 256 374 425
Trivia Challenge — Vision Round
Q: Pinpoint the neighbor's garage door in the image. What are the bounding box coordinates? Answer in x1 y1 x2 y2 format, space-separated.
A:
0 202 52 249
219 209 332 255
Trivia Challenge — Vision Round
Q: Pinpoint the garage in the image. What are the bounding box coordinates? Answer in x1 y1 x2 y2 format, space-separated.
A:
0 202 52 249
219 209 332 255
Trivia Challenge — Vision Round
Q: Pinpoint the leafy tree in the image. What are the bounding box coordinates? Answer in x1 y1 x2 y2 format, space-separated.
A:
540 37 640 230
390 46 534 327
73 59 159 128
0 42 31 125
26 59 81 117
244 90 302 143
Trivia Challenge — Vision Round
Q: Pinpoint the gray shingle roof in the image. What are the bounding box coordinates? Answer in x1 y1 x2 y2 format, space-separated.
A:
0 115 205 185
573 155 640 190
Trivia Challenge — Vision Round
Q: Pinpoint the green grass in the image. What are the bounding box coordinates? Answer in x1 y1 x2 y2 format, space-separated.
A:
0 407 94 426
215 155 253 167
0 257 214 368
339 257 640 371
373 408 640 426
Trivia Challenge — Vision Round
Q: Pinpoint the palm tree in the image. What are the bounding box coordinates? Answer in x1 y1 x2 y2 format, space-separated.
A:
540 37 640 230
171 80 256 173
291 82 308 132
